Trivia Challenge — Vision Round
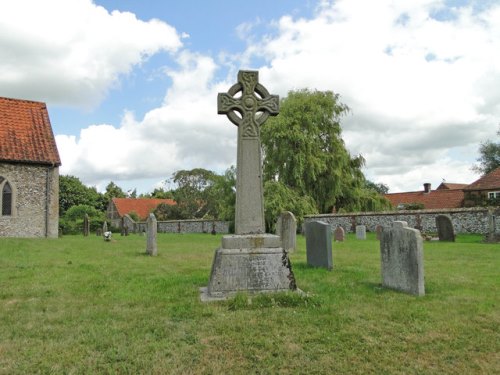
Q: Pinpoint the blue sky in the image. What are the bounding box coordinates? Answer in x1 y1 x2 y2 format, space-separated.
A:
1 0 499 194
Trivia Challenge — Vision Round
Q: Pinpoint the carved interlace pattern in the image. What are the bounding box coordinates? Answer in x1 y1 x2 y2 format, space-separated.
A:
218 70 279 138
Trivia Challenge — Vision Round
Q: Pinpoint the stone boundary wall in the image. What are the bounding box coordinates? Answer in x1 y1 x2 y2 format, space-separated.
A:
304 207 498 234
132 219 229 234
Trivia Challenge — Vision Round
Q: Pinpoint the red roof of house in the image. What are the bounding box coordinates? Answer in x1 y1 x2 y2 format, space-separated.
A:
0 96 61 166
385 189 464 209
436 182 468 190
112 198 175 220
464 167 500 191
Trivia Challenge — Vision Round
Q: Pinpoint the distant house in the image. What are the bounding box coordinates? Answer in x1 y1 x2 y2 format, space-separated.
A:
107 198 175 227
0 96 61 238
384 182 465 210
463 167 500 207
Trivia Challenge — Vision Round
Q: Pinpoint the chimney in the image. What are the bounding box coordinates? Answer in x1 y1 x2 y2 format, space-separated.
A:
423 183 431 193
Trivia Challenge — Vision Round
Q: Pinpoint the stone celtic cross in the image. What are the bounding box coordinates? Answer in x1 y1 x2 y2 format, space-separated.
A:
218 70 279 234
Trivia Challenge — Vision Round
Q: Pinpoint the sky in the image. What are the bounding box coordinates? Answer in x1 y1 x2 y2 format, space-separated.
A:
1 0 499 195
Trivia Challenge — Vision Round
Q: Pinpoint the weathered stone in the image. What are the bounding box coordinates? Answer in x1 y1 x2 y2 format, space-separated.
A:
102 221 108 234
202 234 296 301
276 211 297 252
202 70 296 301
305 221 332 270
334 226 345 242
435 215 455 241
218 70 279 235
356 225 366 240
380 221 425 296
375 225 383 240
146 213 158 256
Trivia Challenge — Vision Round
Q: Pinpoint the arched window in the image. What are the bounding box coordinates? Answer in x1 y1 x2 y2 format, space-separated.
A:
2 182 12 216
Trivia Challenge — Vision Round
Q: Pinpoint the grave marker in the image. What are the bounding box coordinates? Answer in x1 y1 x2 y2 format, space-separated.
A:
83 214 90 237
202 70 296 301
380 221 425 296
146 213 158 256
334 226 345 242
305 221 333 270
356 225 366 240
276 211 297 252
435 215 455 242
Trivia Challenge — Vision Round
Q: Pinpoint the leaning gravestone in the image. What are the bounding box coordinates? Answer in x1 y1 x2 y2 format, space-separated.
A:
146 213 158 256
380 221 425 296
435 215 455 242
356 225 366 240
201 70 296 301
305 221 333 270
375 225 383 240
276 211 297 253
334 226 345 242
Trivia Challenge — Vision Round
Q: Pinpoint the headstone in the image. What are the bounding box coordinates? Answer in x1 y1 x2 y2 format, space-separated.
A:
83 214 90 237
146 213 158 256
485 209 500 242
375 225 383 240
334 226 345 242
202 70 296 301
102 221 108 234
435 215 455 242
305 221 333 270
120 217 125 236
380 221 425 296
96 228 102 236
276 211 297 252
356 225 366 240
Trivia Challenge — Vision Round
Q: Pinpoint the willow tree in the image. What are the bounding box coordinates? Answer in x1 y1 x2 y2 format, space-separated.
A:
261 89 390 213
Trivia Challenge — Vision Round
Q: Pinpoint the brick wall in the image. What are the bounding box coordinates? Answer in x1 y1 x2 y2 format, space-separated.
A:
304 207 497 234
0 162 59 238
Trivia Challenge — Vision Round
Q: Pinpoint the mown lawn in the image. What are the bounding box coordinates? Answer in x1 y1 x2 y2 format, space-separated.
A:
0 233 498 374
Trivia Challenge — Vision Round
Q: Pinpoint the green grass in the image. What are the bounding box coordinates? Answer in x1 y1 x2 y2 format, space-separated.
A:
0 233 498 374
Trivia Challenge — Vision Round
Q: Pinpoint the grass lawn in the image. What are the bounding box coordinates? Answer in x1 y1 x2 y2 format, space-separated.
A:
0 233 498 374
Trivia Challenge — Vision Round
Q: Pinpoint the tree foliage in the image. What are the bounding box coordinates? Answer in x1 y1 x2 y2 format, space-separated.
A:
167 167 236 220
472 126 500 175
59 204 105 234
261 89 391 213
263 180 318 233
59 175 105 215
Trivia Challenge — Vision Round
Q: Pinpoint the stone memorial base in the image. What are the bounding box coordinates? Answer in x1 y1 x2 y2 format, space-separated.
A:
200 234 297 301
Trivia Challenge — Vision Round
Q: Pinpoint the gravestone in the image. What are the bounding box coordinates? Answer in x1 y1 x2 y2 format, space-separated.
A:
201 70 296 301
375 225 383 240
102 221 108 234
485 209 500 242
356 225 366 240
435 215 455 242
83 214 90 237
334 226 345 242
276 211 297 253
146 213 158 256
305 221 333 270
380 221 425 296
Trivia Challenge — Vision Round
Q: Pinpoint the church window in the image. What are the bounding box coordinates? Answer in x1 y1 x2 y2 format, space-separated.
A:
2 182 12 216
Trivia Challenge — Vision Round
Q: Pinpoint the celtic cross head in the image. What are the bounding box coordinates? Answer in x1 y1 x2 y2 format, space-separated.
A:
217 70 279 138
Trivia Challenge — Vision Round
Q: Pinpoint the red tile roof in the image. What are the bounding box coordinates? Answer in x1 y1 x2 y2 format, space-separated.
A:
385 189 464 209
112 198 175 220
0 96 61 166
464 167 500 191
436 182 468 190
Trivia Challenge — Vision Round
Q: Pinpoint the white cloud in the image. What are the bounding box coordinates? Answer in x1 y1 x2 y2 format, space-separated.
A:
0 0 182 107
9 0 500 194
250 0 499 191
56 51 237 189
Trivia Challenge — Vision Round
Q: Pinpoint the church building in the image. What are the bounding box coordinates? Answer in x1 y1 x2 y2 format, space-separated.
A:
0 97 61 237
